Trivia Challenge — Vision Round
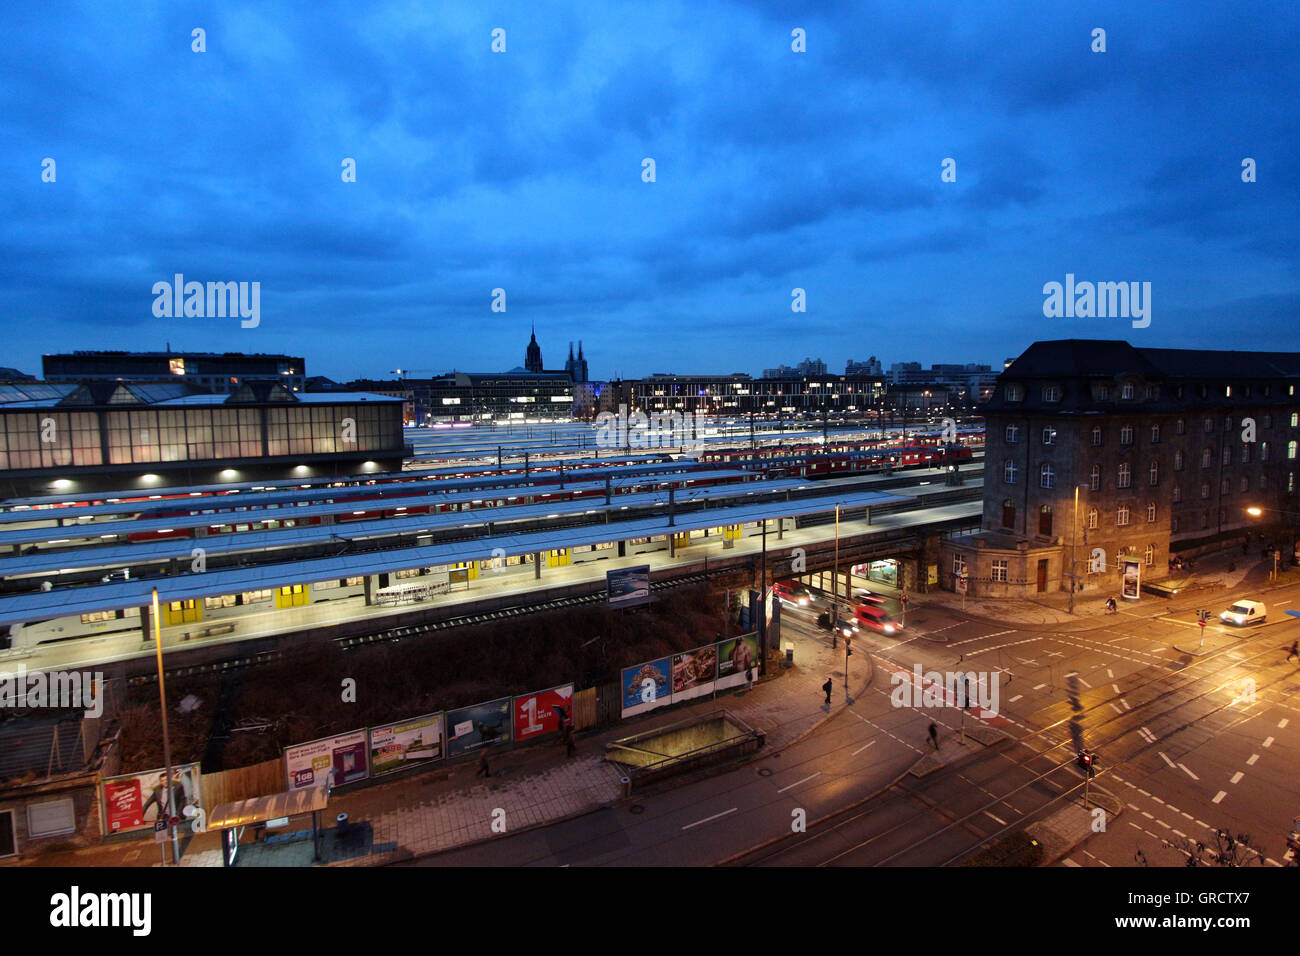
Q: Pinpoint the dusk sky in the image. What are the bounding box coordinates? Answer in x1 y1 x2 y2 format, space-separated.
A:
2 1 1296 383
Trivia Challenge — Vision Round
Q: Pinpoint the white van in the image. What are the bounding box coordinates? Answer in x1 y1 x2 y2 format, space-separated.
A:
1220 600 1266 626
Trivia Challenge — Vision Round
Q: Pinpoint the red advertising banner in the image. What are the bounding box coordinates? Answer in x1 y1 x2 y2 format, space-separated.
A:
513 684 574 742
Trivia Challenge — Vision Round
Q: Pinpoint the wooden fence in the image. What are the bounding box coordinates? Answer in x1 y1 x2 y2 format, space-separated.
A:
199 757 284 814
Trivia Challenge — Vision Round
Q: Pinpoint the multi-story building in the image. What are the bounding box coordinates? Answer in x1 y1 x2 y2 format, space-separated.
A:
627 372 887 418
943 339 1300 598
43 350 306 394
846 357 884 376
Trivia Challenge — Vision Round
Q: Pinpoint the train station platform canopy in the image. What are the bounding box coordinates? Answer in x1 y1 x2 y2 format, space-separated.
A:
0 488 913 626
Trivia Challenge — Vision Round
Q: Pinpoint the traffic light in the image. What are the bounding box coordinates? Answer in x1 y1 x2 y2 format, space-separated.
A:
845 637 853 657
1077 749 1097 777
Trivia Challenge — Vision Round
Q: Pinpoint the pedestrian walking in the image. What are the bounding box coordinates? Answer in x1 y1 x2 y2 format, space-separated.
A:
928 722 939 751
476 749 492 778
822 677 833 705
745 665 754 690
564 725 576 758
1287 640 1299 663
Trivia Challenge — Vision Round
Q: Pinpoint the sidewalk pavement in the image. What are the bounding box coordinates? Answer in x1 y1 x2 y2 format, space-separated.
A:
21 623 873 868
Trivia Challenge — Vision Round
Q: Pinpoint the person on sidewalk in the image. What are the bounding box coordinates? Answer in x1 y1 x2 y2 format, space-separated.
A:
928 722 939 751
476 749 492 778
1287 640 1299 664
822 677 833 705
745 665 754 690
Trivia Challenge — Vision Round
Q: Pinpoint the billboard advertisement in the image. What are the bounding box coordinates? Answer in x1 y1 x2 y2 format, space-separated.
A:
1122 559 1141 600
671 645 718 703
101 762 202 836
513 685 574 743
621 657 672 718
715 634 759 692
445 697 513 758
607 565 651 608
284 729 369 791
369 712 444 776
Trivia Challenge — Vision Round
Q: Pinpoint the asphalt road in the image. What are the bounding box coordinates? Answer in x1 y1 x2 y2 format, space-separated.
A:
409 582 1300 867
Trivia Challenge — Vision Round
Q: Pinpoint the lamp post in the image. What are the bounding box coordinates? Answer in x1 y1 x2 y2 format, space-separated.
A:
1245 505 1298 580
151 588 180 865
1069 483 1088 615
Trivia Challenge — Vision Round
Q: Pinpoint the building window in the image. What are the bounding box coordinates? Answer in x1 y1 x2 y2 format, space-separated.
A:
1005 384 1023 402
1149 461 1159 485
1090 464 1101 491
1205 417 1214 433
1150 424 1160 443
1147 502 1157 522
953 554 968 576
1176 418 1185 435
1240 476 1250 493
1263 414 1272 428
1087 507 1098 529
1145 385 1158 400
1117 506 1130 526
1145 544 1155 566
1121 383 1135 399
1120 425 1134 445
1039 505 1053 535
1173 485 1182 503
1290 440 1297 460
1262 441 1270 462
1042 427 1057 445
1221 477 1231 495
26 798 76 839
1042 385 1060 402
1222 445 1231 466
1201 483 1210 499
1002 499 1016 528
1172 516 1180 533
1004 460 1017 484
1292 412 1299 428
1201 448 1212 468
1040 463 1055 489
1005 424 1020 443
1096 384 1110 401
1241 444 1251 464
1091 426 1102 447
992 560 1008 583
1290 472 1296 493
1118 463 1131 488
1174 450 1184 471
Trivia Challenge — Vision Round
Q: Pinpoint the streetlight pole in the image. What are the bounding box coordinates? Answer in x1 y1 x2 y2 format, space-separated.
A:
834 503 841 608
1070 485 1080 615
151 588 180 865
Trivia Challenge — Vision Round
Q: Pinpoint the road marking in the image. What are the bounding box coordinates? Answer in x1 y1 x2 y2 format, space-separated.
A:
1110 703 1123 714
1276 600 1292 606
1178 763 1199 780
1230 771 1244 784
1009 694 1023 703
1280 718 1290 729
1246 754 1259 766
1065 671 1078 678
1120 698 1132 710
1113 684 1122 694
1159 752 1175 768
1141 811 1154 819
1263 736 1275 748
682 807 738 830
1172 829 1186 838
1083 850 1111 867
1211 791 1227 805
852 741 876 756
777 772 822 794
1156 819 1171 829
1107 668 1115 678
1137 788 1151 797
1033 683 1047 691
1061 858 1081 867
1139 727 1157 743
1077 675 1092 688
984 811 1007 826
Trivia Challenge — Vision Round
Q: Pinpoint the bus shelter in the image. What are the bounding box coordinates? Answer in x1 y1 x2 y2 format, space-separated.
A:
208 786 329 867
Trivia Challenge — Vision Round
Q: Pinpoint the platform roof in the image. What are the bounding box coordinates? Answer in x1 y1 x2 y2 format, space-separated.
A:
208 786 329 830
0 489 924 626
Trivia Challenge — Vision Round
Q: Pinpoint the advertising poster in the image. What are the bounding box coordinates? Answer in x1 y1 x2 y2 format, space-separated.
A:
369 712 444 776
284 729 369 791
445 697 513 758
607 565 651 608
715 634 759 692
513 685 574 743
671 645 718 703
620 657 672 718
101 762 202 835
1122 559 1141 600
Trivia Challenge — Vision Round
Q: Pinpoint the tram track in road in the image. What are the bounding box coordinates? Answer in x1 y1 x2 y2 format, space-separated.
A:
731 632 1294 866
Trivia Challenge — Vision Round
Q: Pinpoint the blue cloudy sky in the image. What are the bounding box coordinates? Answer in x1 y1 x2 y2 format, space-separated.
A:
1 1 1296 382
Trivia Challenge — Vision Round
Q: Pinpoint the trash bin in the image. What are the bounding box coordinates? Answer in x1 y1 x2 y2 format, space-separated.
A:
335 812 349 839
620 776 632 799
784 647 794 667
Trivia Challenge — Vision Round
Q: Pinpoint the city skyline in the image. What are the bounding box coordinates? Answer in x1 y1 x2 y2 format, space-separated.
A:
2 2 1296 382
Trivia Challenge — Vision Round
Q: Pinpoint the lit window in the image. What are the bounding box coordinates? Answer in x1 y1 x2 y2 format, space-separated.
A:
1042 427 1056 445
1117 506 1130 526
1090 464 1100 491
1040 463 1055 489
1147 502 1157 522
1087 507 1098 530
1118 463 1131 488
1145 544 1155 566
991 560 1008 583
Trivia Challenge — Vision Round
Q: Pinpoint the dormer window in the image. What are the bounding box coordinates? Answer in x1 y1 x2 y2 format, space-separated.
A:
1042 385 1060 402
1005 383 1023 402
